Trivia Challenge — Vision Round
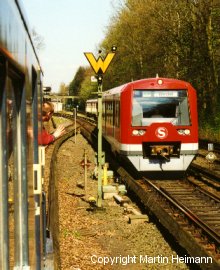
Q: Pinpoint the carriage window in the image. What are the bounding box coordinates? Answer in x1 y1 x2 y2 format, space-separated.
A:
132 90 191 126
7 79 15 183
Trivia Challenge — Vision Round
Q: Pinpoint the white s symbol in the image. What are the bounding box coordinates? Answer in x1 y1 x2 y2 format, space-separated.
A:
155 127 168 139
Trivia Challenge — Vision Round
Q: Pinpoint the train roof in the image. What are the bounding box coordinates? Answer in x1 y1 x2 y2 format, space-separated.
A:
103 77 193 96
103 83 127 96
86 99 98 103
0 0 43 73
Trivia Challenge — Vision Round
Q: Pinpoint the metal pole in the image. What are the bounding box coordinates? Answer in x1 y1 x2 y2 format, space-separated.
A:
0 73 9 270
14 85 30 268
97 81 103 207
42 191 47 258
84 150 88 199
32 69 42 270
74 108 76 143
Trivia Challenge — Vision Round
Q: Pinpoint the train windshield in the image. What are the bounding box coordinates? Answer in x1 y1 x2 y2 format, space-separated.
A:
132 90 191 126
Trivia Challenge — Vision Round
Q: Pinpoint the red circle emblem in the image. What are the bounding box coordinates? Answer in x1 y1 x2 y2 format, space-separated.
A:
155 127 168 139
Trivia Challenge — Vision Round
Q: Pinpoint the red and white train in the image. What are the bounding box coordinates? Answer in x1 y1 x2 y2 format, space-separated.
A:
85 98 98 118
86 77 198 175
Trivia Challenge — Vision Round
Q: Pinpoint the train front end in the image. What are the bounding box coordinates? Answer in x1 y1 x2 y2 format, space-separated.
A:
120 78 198 174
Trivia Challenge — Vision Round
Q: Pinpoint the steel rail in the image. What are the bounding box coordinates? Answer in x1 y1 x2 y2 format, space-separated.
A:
195 186 220 203
189 163 220 183
144 178 220 246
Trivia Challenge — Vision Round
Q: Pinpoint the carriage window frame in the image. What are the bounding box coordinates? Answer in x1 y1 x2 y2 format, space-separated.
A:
0 55 10 268
0 56 8 187
7 62 26 187
31 67 39 163
132 89 191 126
4 58 29 266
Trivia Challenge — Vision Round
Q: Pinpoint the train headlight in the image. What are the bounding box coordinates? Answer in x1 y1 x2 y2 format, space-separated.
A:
177 129 184 135
132 130 146 136
184 129 190 135
157 79 163 85
139 130 146 136
177 129 191 135
132 130 139 135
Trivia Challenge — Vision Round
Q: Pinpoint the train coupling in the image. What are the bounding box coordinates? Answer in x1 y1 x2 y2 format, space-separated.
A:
143 142 180 160
151 145 174 160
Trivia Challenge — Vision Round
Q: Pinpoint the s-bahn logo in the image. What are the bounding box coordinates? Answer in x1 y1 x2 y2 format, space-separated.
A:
155 127 168 139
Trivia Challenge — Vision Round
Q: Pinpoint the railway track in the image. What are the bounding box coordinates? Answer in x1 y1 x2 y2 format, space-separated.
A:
189 163 220 185
113 168 220 270
146 179 220 248
99 136 220 268
55 112 220 269
199 139 220 154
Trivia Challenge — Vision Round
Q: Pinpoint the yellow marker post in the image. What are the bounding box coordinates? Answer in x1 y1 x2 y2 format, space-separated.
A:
102 163 108 186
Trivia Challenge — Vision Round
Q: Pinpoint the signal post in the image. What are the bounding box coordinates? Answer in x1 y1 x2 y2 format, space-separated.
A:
84 46 116 207
97 75 103 207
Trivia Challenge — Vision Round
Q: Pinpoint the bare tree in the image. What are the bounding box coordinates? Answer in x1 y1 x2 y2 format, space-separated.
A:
32 28 45 51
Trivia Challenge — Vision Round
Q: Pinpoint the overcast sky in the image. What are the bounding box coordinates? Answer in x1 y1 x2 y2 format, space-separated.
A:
21 0 118 92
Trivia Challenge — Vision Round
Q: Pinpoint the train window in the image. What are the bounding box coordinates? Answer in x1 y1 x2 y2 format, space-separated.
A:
0 56 9 267
6 66 30 267
115 100 120 128
132 90 191 126
32 67 39 162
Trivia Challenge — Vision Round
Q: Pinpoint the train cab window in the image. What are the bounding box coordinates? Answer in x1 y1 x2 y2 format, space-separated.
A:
132 90 191 126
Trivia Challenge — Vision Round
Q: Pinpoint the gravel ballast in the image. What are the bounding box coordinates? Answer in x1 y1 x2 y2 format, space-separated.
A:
43 132 192 270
